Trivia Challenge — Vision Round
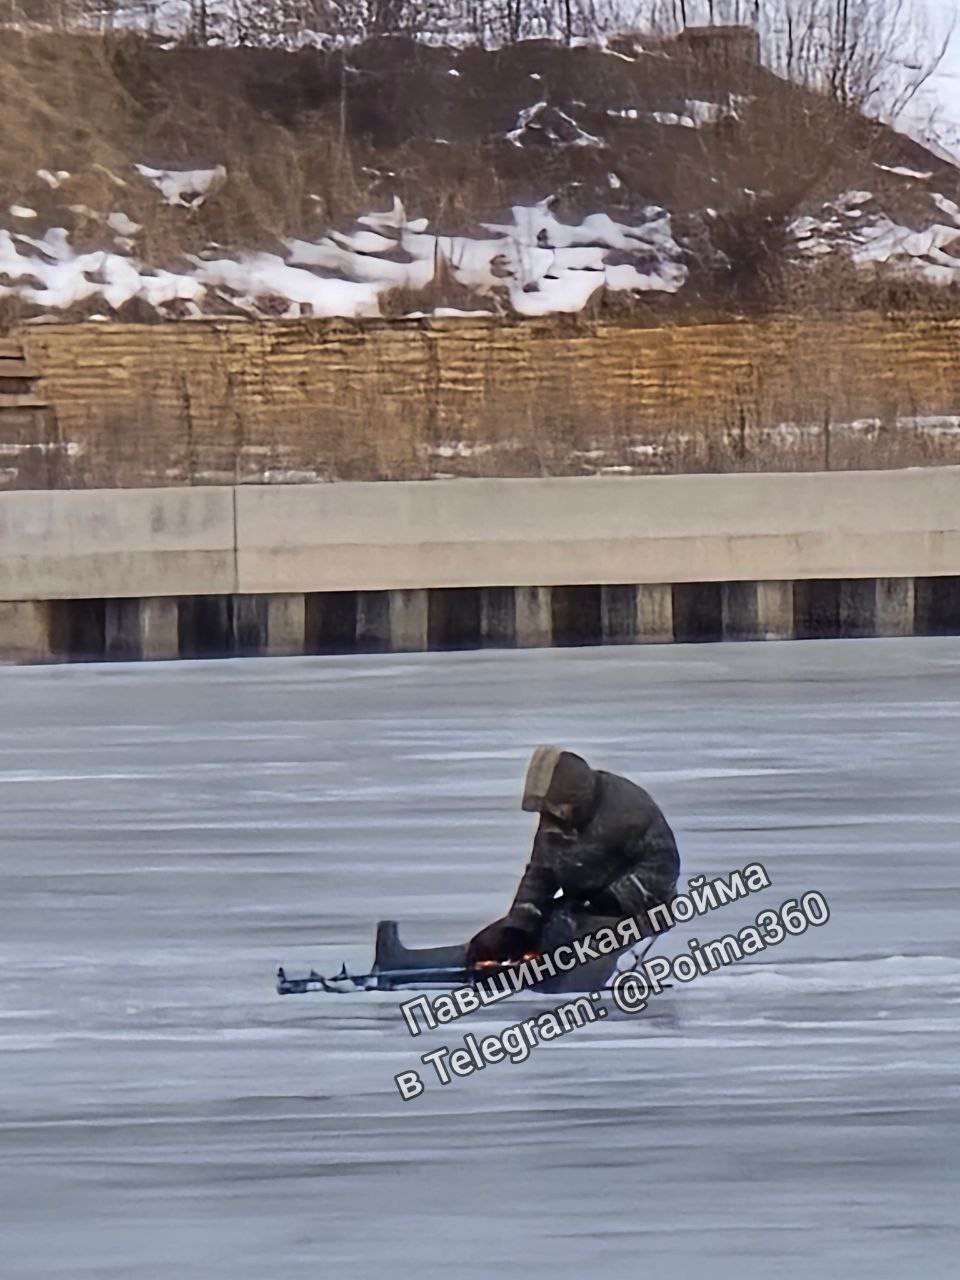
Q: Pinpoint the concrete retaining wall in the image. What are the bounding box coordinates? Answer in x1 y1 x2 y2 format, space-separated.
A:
2 468 959 662
0 486 235 601
3 576 959 664
236 470 960 593
2 469 960 602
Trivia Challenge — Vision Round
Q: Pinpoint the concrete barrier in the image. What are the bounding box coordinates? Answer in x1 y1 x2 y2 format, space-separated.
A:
0 486 235 601
234 470 960 593
2 469 960 662
3 469 960 601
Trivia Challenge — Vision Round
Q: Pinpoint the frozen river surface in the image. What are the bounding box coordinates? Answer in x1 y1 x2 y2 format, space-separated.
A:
1 639 959 1280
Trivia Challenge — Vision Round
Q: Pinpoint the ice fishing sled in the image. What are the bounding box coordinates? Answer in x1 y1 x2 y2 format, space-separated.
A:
276 919 625 996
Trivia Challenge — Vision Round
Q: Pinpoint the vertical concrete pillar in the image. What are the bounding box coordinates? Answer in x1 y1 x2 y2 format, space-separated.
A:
266 593 306 657
0 600 52 664
755 581 795 640
601 586 638 645
104 599 144 660
140 597 180 660
480 587 516 647
635 583 673 643
839 579 878 639
723 581 794 641
673 583 723 644
428 588 481 650
794 580 840 640
178 595 233 659
389 588 429 653
875 578 915 638
514 586 553 648
914 576 960 637
306 592 357 654
355 591 390 653
233 595 267 656
552 586 602 647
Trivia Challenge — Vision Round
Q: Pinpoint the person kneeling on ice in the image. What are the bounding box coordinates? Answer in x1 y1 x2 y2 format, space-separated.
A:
466 746 680 969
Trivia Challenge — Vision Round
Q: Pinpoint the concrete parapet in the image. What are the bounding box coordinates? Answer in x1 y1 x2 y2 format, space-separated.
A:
3 468 960 662
233 470 960 596
0 486 236 602
3 470 960 604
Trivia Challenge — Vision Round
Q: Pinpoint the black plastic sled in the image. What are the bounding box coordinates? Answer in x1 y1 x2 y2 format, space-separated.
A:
276 920 623 996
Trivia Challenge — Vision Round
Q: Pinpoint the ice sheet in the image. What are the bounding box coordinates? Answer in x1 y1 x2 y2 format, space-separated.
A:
0 638 958 1279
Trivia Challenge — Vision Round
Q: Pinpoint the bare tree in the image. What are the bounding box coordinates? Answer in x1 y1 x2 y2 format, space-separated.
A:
575 0 952 122
6 0 952 127
759 0 954 118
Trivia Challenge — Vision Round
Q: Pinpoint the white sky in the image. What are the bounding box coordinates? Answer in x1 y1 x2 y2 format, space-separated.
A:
897 0 960 156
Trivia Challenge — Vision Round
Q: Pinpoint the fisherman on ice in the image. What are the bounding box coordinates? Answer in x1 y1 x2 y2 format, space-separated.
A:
466 746 680 968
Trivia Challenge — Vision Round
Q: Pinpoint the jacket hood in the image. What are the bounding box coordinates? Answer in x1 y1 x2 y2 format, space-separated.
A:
522 746 597 822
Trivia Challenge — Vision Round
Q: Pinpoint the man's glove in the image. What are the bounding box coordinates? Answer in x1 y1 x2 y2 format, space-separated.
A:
466 913 540 966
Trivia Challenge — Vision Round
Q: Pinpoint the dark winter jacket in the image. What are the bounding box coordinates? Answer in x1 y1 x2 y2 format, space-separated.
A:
509 750 680 931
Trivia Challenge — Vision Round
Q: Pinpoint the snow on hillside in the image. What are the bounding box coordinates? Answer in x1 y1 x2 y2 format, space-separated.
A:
2 29 960 321
791 188 960 285
5 171 960 320
0 194 687 318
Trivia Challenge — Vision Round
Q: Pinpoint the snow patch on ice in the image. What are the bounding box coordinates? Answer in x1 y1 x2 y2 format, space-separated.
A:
9 205 37 219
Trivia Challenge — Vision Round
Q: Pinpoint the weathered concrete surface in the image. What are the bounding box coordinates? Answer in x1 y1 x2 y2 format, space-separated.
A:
264 593 307 657
0 600 51 661
723 580 795 641
0 486 236 601
875 578 916 638
388 588 429 652
514 586 553 647
234 470 960 594
3 469 960 603
636 583 674 642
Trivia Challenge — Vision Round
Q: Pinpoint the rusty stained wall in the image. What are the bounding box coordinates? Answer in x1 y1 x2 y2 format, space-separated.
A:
6 314 960 489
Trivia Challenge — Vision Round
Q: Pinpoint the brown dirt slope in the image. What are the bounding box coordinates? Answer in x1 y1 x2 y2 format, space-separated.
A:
0 28 958 321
